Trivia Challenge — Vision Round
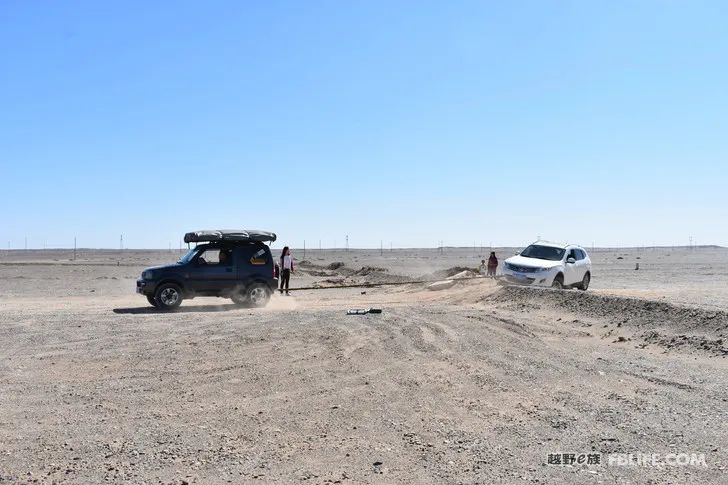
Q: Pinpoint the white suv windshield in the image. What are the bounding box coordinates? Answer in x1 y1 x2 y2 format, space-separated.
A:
520 245 566 261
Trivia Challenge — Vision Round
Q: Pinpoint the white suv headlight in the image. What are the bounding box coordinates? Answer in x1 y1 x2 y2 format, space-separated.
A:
536 267 551 272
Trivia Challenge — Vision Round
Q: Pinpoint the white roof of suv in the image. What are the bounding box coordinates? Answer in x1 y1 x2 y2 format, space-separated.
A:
531 240 585 250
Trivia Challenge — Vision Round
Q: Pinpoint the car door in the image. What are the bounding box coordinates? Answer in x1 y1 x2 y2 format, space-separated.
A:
188 247 238 293
576 249 589 280
563 248 579 285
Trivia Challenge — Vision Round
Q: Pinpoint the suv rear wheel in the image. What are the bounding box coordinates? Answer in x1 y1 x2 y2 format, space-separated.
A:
154 283 183 310
578 272 591 291
247 282 271 308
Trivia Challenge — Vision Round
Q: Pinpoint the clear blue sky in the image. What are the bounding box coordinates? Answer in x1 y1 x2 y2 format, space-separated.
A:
2 1 726 249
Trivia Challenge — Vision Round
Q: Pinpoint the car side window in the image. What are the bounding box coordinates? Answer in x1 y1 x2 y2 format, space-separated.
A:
567 249 577 260
576 249 585 260
197 248 233 265
250 248 268 265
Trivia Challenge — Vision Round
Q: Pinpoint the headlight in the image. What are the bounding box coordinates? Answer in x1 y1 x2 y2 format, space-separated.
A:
143 270 154 280
536 267 551 272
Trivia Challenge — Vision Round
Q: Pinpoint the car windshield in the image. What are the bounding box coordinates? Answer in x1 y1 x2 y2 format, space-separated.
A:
519 245 565 261
178 248 200 264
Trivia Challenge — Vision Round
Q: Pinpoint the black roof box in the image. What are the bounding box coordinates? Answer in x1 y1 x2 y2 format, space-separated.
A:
183 229 277 244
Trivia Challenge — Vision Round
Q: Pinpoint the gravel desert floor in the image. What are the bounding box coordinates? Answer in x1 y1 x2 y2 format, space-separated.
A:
1 247 727 484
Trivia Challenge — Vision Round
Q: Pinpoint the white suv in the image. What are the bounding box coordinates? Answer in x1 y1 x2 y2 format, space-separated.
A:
502 241 591 290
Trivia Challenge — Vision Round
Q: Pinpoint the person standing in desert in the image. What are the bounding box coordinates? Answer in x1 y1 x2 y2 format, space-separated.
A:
479 259 487 276
279 246 294 295
487 251 498 278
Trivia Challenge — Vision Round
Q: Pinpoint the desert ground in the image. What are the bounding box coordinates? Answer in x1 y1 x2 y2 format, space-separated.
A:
1 246 727 484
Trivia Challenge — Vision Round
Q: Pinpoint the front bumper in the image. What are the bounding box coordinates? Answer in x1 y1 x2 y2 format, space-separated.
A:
501 268 554 287
136 278 156 295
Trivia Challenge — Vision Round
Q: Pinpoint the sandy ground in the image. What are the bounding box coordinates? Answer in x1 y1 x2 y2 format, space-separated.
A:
1 247 727 484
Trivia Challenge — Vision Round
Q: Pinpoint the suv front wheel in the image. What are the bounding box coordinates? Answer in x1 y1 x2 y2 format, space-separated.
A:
551 275 564 290
154 283 183 310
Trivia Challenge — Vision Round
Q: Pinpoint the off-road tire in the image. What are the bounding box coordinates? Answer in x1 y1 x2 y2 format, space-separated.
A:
247 282 271 308
154 283 183 310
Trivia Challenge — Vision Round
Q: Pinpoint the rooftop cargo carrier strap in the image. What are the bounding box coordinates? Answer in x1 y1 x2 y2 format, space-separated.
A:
183 230 277 244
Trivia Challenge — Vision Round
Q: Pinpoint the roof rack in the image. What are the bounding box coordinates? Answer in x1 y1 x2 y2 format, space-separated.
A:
183 229 277 244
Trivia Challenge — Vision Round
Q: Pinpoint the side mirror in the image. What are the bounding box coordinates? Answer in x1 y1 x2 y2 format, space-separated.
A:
566 257 576 264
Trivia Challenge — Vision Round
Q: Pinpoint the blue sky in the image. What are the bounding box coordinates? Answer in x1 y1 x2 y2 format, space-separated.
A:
1 1 726 249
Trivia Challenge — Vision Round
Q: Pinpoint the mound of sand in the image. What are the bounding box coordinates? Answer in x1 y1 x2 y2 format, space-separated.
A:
485 286 728 356
427 280 456 291
353 266 388 276
450 270 476 279
424 266 476 280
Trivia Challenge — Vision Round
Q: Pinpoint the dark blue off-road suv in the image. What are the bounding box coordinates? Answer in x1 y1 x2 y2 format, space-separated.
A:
136 230 278 310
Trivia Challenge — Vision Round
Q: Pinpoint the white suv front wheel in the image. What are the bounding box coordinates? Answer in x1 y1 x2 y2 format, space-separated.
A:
551 275 564 289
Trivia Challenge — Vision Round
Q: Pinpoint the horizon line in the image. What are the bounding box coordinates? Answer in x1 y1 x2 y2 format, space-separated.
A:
3 245 725 252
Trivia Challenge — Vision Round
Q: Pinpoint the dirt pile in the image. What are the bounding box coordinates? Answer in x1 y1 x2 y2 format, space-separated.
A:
424 266 477 280
353 266 388 276
485 286 728 356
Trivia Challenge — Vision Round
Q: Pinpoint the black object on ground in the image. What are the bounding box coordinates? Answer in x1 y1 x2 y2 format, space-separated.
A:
347 308 383 315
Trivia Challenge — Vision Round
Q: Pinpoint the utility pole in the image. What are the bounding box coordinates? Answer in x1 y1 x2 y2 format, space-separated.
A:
120 234 124 251
345 235 349 252
24 236 27 251
380 240 383 256
689 236 693 249
73 237 77 261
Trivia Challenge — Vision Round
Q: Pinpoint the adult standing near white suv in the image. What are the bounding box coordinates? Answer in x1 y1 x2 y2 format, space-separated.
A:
502 241 592 290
